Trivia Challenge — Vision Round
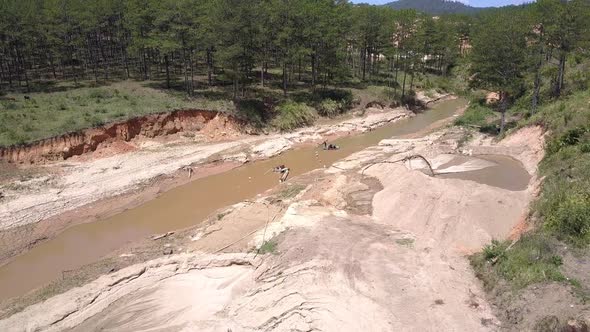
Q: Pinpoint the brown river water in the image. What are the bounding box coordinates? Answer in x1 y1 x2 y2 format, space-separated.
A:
0 98 513 302
438 154 531 191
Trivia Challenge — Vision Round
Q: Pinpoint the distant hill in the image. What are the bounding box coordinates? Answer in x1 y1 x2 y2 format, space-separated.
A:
384 0 486 15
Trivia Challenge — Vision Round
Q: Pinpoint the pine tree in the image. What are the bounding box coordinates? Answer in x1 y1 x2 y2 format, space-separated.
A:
470 11 527 134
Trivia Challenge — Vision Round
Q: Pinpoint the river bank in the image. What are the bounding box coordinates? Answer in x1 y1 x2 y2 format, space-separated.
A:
0 119 544 330
0 93 458 303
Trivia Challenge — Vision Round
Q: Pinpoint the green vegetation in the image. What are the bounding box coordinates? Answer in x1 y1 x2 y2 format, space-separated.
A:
471 235 565 290
395 238 415 247
362 86 400 106
216 211 231 221
527 91 590 247
0 0 474 146
258 239 278 255
454 103 497 131
271 101 316 132
468 9 527 133
459 0 590 296
310 89 354 117
0 82 232 146
469 91 590 292
276 184 308 200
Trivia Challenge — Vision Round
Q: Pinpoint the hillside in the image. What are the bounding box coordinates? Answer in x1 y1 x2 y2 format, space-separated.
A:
384 0 484 15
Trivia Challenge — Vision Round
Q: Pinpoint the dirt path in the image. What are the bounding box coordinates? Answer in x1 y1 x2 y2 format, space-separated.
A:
0 125 545 331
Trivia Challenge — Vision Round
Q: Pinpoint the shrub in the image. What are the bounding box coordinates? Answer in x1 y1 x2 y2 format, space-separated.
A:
317 99 342 117
495 235 565 288
3 102 20 110
258 239 278 254
88 89 114 100
545 192 590 244
483 240 507 260
454 103 496 128
472 234 565 289
312 88 353 108
271 101 316 132
546 127 588 155
236 99 267 128
365 85 398 105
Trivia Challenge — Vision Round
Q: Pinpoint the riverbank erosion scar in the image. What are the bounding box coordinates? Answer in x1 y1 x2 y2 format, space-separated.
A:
0 109 243 164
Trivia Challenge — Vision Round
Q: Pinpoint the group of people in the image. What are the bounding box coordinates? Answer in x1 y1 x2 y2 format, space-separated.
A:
322 141 339 150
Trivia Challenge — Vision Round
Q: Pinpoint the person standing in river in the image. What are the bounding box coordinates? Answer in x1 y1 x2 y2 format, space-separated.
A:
322 141 339 150
273 165 290 183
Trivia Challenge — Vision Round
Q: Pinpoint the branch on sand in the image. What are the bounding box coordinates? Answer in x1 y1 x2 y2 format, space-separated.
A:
361 154 436 176
490 238 519 265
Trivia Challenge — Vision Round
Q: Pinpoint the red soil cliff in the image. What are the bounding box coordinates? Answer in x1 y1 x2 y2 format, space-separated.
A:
0 109 241 164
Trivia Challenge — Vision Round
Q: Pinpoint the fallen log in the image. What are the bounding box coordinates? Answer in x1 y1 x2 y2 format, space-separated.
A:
151 231 175 241
361 154 436 176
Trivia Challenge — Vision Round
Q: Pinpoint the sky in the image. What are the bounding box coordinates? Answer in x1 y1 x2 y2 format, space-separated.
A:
350 0 533 8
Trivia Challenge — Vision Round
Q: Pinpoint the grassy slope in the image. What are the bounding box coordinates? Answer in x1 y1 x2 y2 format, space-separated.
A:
466 89 590 296
446 49 590 298
0 81 234 146
0 70 449 147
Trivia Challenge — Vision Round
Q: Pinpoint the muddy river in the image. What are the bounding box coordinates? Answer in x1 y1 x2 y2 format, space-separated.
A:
438 154 531 191
0 98 489 302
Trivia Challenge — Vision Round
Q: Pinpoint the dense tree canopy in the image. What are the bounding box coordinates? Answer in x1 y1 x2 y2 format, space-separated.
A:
0 0 588 109
0 0 467 98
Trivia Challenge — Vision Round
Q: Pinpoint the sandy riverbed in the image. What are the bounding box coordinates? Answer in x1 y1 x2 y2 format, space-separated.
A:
0 122 545 331
2 95 458 266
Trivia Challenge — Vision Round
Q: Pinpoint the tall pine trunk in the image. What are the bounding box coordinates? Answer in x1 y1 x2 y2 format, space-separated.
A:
49 54 57 79
165 54 170 89
142 49 148 80
0 55 4 86
207 48 213 86
282 61 287 97
311 53 316 87
554 52 566 97
361 47 366 81
401 55 407 100
532 48 543 115
15 45 29 92
394 57 399 88
6 52 13 88
260 60 265 87
190 49 195 95
182 48 189 95
499 91 508 134
97 31 108 81
298 56 302 81
532 69 541 114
